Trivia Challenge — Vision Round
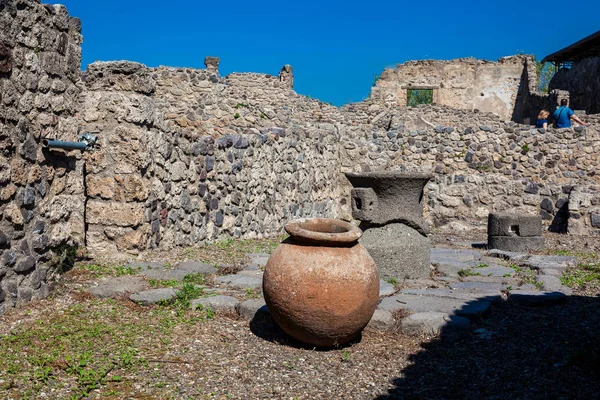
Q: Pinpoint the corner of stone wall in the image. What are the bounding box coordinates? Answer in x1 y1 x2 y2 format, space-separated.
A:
0 0 85 314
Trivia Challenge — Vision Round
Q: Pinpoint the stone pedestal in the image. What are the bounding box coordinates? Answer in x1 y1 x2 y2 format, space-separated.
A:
487 212 544 252
345 172 433 279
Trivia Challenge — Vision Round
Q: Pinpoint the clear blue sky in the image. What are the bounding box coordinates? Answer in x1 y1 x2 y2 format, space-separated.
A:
59 0 599 106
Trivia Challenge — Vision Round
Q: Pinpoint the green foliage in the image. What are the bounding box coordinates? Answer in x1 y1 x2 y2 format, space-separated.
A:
341 349 352 362
233 113 240 119
407 89 433 107
561 262 600 289
458 269 481 277
234 103 249 109
536 62 556 94
384 277 398 286
521 143 530 153
260 113 265 119
475 263 489 269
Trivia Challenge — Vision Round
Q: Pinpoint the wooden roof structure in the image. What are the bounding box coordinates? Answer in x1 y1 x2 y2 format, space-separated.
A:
542 30 600 63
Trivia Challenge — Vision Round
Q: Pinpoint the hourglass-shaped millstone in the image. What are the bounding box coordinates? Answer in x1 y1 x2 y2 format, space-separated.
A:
345 171 433 280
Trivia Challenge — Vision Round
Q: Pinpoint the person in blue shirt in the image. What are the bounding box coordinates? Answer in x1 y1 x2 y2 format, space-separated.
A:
536 109 549 129
553 99 587 128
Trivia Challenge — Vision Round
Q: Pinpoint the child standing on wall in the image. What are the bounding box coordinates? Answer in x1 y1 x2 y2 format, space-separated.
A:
536 110 549 129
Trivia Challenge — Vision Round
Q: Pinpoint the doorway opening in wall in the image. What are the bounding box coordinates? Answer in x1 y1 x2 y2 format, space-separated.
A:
407 89 434 107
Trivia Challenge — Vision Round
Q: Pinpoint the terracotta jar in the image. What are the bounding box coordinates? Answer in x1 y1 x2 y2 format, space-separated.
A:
263 218 379 347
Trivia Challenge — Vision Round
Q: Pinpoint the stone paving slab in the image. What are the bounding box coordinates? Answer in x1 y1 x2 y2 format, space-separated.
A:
130 288 178 305
431 248 482 263
468 265 515 277
236 299 269 319
126 261 166 271
400 288 501 302
509 291 567 306
436 261 484 277
248 253 270 267
378 294 492 319
216 274 262 290
448 281 507 293
535 275 573 295
237 269 264 278
367 309 394 330
175 262 218 274
487 249 529 262
88 276 147 299
190 295 239 314
140 268 190 282
400 312 471 338
521 255 577 271
461 276 520 285
379 280 396 297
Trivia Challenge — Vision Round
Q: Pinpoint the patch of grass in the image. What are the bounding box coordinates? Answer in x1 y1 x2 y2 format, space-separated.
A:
77 264 138 278
384 277 398 286
508 263 541 288
235 103 249 109
561 262 600 289
521 143 530 153
474 263 489 269
0 300 173 397
244 288 261 299
180 235 284 266
458 269 481 277
341 349 352 363
233 113 240 119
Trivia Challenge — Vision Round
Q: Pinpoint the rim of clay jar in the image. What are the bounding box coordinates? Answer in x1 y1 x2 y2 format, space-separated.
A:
284 218 362 245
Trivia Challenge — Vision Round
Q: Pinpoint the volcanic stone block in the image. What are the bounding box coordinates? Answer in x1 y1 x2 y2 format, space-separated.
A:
488 236 544 252
360 223 431 279
345 172 433 235
488 213 542 237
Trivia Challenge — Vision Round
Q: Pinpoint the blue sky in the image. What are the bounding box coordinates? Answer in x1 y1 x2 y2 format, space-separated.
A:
59 0 600 105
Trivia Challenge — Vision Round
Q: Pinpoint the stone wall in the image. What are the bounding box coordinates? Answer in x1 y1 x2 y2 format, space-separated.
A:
337 104 600 235
370 56 531 120
78 62 341 254
550 56 600 115
2 1 600 316
0 0 84 313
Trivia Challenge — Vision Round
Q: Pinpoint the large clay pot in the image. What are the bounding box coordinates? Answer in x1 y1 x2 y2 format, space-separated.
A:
263 218 379 347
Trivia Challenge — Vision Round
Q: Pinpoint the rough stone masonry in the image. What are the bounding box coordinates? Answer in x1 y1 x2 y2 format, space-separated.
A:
1 0 599 314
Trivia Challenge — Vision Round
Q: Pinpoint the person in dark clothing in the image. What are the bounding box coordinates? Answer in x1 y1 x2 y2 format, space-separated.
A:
553 99 586 128
536 109 549 129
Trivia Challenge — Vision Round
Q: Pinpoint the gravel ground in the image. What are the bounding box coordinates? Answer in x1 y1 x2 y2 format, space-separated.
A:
1 231 599 400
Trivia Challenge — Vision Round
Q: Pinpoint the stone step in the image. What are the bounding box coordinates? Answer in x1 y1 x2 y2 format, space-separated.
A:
175 261 218 274
400 312 471 339
190 295 239 314
378 293 492 319
88 276 146 299
508 290 568 306
215 274 262 290
130 288 178 305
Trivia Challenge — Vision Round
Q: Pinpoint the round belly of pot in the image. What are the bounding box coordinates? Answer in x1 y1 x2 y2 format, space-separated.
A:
263 218 379 347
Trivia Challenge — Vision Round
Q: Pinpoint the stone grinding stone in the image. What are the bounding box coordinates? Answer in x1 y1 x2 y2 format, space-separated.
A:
360 223 430 280
488 236 544 252
488 212 543 237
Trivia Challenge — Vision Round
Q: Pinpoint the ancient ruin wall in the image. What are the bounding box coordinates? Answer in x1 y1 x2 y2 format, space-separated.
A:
79 62 342 254
338 104 600 234
370 56 530 120
0 0 84 313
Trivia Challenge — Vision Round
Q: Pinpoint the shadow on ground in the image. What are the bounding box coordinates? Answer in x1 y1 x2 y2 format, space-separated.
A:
249 310 361 351
375 293 600 400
